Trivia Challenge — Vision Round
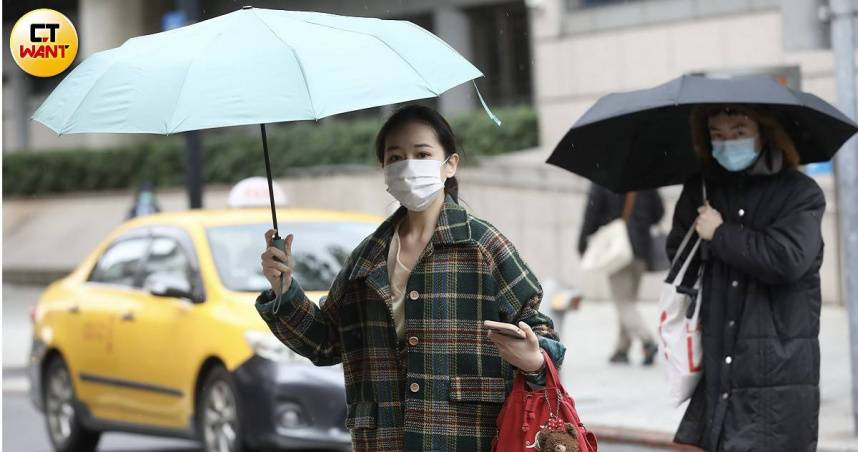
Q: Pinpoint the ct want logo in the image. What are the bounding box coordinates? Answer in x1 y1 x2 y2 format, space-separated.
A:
10 8 78 77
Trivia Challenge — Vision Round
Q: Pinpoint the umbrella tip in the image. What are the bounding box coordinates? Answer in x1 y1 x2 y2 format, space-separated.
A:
242 5 253 9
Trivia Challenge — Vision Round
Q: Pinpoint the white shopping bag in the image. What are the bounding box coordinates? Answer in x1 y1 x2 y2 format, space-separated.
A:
657 226 704 407
580 219 634 274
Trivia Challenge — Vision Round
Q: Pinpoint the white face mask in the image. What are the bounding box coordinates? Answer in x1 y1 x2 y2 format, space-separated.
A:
384 156 451 212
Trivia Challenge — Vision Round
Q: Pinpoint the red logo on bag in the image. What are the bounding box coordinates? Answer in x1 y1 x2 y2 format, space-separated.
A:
686 335 702 372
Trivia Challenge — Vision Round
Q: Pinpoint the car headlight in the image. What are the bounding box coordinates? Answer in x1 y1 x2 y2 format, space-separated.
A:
244 331 312 364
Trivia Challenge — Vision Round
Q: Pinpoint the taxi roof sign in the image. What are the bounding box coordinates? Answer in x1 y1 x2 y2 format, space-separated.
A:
228 177 288 208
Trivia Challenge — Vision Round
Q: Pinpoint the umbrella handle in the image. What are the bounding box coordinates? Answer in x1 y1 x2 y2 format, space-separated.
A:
271 235 287 312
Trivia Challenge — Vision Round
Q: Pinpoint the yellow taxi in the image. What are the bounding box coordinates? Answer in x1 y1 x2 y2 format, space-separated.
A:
28 208 380 452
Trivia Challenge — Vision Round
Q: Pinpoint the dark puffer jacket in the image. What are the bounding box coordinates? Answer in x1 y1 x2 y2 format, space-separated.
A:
668 162 825 452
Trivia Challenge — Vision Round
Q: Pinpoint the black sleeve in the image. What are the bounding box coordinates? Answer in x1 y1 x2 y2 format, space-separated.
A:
709 177 825 285
578 185 604 256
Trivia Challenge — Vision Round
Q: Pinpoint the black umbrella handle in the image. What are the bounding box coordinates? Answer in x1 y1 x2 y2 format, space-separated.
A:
260 123 280 239
271 236 286 300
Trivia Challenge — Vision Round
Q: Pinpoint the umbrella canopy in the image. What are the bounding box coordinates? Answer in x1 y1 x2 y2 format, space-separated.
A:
33 7 493 237
546 74 858 192
33 7 485 134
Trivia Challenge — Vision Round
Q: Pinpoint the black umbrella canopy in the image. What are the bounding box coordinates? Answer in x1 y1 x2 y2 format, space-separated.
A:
547 74 858 192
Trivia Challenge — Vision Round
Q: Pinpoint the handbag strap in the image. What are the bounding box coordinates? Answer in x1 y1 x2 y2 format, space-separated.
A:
665 179 708 282
671 237 702 285
670 226 696 269
510 349 564 393
541 349 564 391
622 192 637 222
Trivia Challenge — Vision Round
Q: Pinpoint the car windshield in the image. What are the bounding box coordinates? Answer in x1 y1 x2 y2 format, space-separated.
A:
207 221 376 292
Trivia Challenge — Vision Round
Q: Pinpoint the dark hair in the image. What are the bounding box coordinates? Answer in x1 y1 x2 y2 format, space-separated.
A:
689 103 801 170
374 105 461 202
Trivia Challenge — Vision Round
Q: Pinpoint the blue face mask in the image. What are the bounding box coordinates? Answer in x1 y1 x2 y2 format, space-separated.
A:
711 138 759 172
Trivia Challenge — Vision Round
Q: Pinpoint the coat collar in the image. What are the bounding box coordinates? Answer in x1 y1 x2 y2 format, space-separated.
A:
747 146 784 176
348 194 471 281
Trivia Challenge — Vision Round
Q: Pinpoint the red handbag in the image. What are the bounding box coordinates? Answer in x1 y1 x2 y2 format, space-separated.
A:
493 350 597 452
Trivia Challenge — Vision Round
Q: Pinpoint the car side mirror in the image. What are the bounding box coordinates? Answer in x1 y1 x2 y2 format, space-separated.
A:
144 272 194 300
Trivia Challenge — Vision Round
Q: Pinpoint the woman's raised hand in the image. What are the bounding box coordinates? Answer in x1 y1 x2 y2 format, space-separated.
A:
261 229 294 297
485 320 545 373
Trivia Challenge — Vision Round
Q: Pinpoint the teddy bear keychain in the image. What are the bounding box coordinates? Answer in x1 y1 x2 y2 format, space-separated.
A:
537 423 580 452
525 415 580 452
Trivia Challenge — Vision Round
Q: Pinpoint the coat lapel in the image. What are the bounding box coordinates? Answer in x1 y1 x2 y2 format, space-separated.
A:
431 195 471 246
349 216 398 304
345 195 473 318
348 195 471 281
365 263 394 306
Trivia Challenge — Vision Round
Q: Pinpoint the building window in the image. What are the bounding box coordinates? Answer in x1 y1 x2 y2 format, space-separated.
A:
466 1 533 107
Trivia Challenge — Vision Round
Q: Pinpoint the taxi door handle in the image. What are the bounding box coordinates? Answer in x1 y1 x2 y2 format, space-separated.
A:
68 305 80 314
120 311 135 322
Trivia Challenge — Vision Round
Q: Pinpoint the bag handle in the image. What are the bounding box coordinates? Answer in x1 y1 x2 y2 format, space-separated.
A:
622 192 637 222
669 227 696 269
665 179 708 283
541 349 564 391
670 237 702 286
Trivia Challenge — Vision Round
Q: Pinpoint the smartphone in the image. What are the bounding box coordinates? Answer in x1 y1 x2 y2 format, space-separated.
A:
483 320 526 340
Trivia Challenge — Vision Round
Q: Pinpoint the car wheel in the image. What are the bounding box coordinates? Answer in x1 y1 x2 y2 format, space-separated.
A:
197 366 244 452
43 357 101 452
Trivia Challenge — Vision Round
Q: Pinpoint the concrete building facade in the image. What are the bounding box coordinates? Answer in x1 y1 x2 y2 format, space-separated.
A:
530 0 858 148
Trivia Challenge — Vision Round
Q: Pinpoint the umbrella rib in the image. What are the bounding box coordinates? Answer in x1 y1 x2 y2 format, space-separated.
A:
368 31 439 95
250 9 319 118
288 17 440 95
405 21 479 78
166 61 204 134
55 49 126 134
785 86 809 109
405 21 461 56
675 74 686 105
167 23 242 134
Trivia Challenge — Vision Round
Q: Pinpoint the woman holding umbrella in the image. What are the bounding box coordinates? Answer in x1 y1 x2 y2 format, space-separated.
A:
27 5 561 451
548 74 855 452
256 105 566 451
667 104 825 451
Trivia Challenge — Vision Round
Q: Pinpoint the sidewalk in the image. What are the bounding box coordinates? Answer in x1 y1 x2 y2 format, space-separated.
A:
555 300 858 452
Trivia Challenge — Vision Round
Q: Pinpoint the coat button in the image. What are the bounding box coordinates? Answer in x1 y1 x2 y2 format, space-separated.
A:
410 383 420 393
408 290 419 300
725 356 733 365
408 336 419 347
722 392 730 400
731 280 739 288
738 209 745 217
728 320 736 328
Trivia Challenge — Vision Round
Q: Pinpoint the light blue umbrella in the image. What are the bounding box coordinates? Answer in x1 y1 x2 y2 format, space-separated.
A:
33 6 497 235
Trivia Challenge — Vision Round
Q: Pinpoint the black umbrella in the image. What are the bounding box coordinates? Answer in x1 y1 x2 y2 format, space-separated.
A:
546 74 858 192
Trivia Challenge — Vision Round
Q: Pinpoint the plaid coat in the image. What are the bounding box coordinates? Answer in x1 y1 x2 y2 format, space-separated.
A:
256 195 565 451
